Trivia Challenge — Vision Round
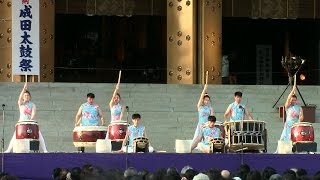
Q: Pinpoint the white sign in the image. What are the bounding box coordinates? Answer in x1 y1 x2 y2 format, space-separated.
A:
12 0 40 75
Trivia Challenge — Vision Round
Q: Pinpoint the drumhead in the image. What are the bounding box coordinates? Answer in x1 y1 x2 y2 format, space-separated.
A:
224 120 266 125
209 137 224 142
16 120 38 125
133 137 148 141
292 122 313 127
110 120 129 125
73 126 108 132
213 137 224 140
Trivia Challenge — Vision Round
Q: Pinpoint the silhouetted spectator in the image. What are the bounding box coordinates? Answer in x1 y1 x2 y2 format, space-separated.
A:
124 167 138 179
296 169 308 178
270 174 283 180
0 175 19 180
262 167 277 180
246 170 262 180
53 168 62 179
71 167 82 180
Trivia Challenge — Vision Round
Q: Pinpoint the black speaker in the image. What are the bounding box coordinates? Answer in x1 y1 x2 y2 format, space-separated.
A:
292 142 317 153
30 140 40 152
77 147 85 153
111 141 123 151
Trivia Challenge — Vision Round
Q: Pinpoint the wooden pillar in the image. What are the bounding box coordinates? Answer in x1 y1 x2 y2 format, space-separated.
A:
0 0 12 82
167 0 197 84
39 0 55 82
198 0 222 84
0 0 54 82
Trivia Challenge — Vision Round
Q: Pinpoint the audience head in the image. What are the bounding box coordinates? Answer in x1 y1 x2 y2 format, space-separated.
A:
193 173 210 180
181 165 193 175
182 169 198 180
262 167 277 180
269 174 283 180
296 169 308 178
124 167 138 179
52 168 62 179
246 170 262 180
221 169 231 179
206 169 222 180
70 167 81 180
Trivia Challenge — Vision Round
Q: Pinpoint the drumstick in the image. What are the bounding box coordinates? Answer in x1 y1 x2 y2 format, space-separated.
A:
117 70 122 85
205 71 209 84
25 72 27 83
293 74 297 87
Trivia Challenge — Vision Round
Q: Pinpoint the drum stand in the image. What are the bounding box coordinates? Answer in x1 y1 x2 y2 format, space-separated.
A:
272 58 306 108
239 108 247 165
1 104 5 173
272 82 306 108
125 106 129 170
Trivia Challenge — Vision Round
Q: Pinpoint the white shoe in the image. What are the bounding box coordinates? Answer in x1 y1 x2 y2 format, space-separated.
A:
4 150 10 153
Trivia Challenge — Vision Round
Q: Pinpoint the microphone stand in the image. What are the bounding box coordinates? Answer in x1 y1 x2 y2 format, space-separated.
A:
125 106 129 170
240 106 244 165
1 104 5 173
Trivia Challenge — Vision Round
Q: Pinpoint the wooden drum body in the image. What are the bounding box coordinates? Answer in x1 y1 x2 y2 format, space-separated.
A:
209 137 225 153
107 122 128 141
73 126 107 148
133 137 149 153
291 122 314 143
16 121 39 139
224 120 266 151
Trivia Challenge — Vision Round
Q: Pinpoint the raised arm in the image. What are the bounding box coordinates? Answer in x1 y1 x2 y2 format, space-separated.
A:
97 106 105 126
143 127 147 138
299 107 304 122
75 105 83 126
224 105 232 122
210 107 214 116
245 107 253 120
285 86 296 109
109 84 119 109
197 84 208 109
30 103 36 120
119 105 125 121
18 82 28 106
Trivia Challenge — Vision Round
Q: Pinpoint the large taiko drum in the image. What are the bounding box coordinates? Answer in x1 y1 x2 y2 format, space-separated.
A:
224 120 266 151
73 126 107 148
291 122 314 143
15 121 39 139
107 122 128 141
133 137 149 153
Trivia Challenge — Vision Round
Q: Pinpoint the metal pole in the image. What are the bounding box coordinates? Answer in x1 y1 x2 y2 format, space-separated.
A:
1 104 6 173
241 107 244 165
125 106 129 170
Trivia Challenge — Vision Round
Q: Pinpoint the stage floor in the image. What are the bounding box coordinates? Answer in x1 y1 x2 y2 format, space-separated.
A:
2 153 320 180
